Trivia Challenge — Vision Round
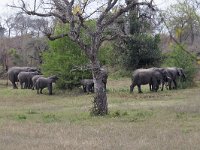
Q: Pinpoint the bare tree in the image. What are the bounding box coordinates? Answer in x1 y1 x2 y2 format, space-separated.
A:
163 0 200 45
4 15 15 38
10 0 155 115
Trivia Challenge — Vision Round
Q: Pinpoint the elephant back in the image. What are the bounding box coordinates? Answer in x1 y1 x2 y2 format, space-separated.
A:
81 79 94 85
132 69 154 85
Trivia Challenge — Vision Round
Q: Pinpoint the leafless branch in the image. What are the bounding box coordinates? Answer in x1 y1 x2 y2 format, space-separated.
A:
102 1 155 28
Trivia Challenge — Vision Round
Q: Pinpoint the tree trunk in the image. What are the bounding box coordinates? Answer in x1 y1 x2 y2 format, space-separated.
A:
90 59 108 116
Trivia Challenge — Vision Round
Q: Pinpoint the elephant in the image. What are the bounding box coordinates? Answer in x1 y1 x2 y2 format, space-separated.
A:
130 68 159 93
149 67 172 91
17 71 40 89
165 67 186 90
100 67 108 91
90 67 108 92
32 75 44 90
7 66 38 89
35 75 59 95
80 79 94 93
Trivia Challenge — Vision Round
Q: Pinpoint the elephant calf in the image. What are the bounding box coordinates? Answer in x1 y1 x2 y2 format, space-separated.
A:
32 75 44 90
18 71 40 89
81 79 94 93
35 75 58 95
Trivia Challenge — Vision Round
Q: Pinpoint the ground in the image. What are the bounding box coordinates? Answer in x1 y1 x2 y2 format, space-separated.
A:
0 78 200 150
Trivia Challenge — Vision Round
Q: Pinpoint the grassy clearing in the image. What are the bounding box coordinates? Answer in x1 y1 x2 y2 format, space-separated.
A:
0 78 200 150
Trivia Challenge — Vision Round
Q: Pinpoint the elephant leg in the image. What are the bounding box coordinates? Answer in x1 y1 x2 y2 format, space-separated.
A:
40 88 43 94
169 81 172 90
19 81 23 89
83 85 86 92
91 84 94 93
27 80 30 89
130 83 135 93
161 81 164 91
23 81 27 89
104 82 107 91
86 85 90 94
137 85 143 93
32 82 35 90
149 83 152 91
37 89 39 94
12 81 18 89
173 80 177 89
48 83 53 95
29 81 33 89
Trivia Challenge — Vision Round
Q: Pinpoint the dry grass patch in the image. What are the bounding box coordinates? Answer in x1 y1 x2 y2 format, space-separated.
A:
0 79 200 150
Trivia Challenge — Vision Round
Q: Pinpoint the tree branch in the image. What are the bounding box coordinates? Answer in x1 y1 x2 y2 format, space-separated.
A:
161 13 197 60
102 1 155 28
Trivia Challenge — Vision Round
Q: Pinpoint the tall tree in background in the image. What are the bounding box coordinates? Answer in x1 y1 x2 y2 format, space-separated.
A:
114 0 161 70
11 0 155 115
163 0 200 45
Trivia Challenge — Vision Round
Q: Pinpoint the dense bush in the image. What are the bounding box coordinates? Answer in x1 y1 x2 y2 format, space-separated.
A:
41 24 92 89
163 44 198 88
119 34 162 70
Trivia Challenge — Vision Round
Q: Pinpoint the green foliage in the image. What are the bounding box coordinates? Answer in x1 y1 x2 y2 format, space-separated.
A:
17 114 27 120
98 41 117 66
42 114 60 123
117 34 162 70
41 23 92 89
163 44 198 88
113 7 162 71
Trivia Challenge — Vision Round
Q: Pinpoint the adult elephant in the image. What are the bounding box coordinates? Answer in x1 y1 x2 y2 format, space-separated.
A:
35 75 58 95
165 67 186 90
130 68 159 93
7 66 38 89
149 67 172 91
18 71 40 89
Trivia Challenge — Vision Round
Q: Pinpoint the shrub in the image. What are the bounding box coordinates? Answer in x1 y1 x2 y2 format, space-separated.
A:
41 23 92 89
163 44 198 88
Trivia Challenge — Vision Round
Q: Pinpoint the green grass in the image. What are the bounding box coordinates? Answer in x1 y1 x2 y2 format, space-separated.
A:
0 78 200 150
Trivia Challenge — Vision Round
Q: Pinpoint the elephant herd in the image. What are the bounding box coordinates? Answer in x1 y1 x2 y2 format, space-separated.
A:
7 66 108 95
7 66 58 95
130 67 186 93
7 66 185 95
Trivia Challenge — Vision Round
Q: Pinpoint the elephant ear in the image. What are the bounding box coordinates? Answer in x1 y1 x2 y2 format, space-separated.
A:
177 68 186 78
179 68 186 79
177 68 182 76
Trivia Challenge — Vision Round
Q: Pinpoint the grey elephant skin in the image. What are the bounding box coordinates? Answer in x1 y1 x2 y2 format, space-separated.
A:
149 68 172 91
32 75 44 90
8 66 38 89
35 75 58 95
100 67 108 90
81 79 94 93
130 68 159 93
165 67 186 90
18 71 40 89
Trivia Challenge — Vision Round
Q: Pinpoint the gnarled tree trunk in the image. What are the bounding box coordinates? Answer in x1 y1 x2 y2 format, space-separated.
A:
90 56 108 115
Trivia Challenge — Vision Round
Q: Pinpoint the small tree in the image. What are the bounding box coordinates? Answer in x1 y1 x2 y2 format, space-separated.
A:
42 23 91 89
114 0 161 70
116 34 161 70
